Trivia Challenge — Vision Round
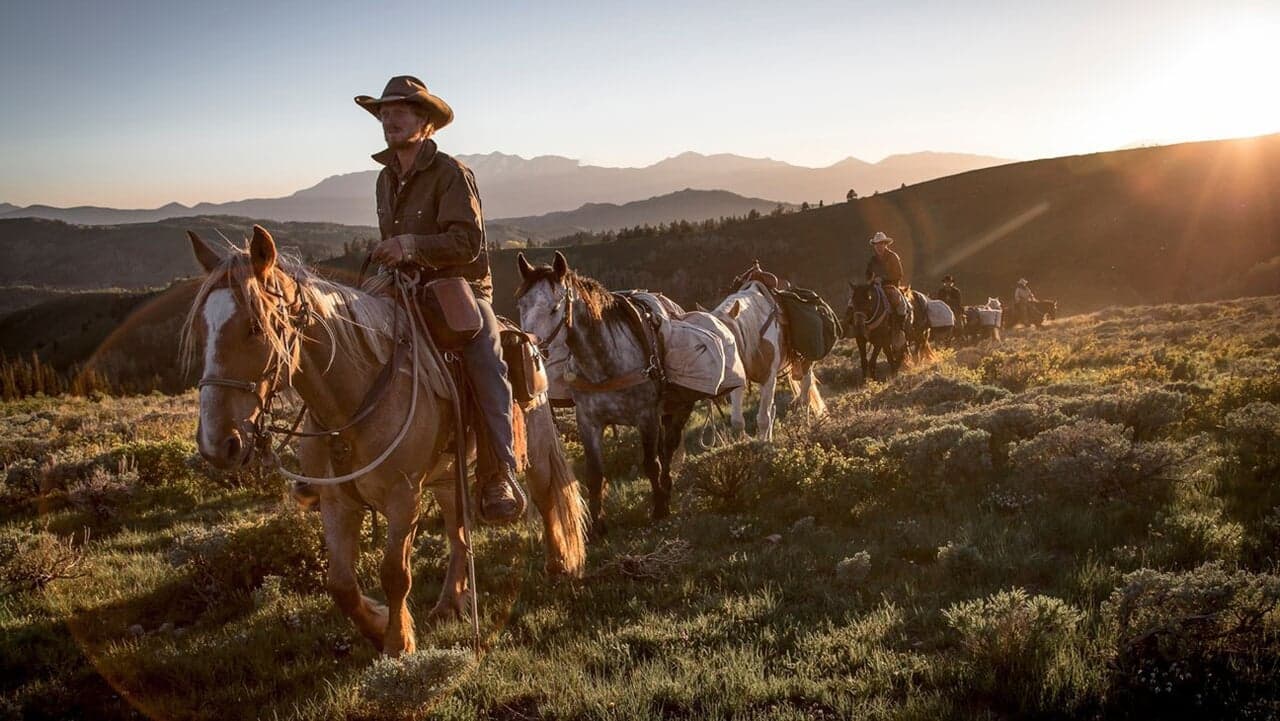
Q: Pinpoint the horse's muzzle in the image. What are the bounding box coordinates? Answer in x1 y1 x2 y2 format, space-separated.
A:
199 425 254 470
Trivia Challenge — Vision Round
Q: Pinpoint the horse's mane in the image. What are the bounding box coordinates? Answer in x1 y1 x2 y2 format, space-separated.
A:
516 264 618 322
181 246 395 379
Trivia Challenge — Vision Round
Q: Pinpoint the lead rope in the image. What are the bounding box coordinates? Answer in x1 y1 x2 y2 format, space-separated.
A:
270 272 421 486
404 289 481 655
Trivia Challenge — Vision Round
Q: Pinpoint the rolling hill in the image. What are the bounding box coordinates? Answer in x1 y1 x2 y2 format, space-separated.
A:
0 150 1008 226
3 134 1277 390
0 216 378 291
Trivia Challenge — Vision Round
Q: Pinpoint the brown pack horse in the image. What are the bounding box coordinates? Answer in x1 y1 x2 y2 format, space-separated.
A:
184 226 585 656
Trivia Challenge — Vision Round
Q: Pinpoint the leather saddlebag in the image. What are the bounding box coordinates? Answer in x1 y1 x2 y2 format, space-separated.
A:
419 277 483 350
501 329 548 404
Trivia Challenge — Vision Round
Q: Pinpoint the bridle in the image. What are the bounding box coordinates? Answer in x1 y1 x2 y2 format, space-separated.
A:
197 275 315 444
196 270 420 484
532 282 575 357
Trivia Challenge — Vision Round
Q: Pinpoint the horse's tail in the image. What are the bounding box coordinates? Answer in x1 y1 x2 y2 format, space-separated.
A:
523 403 587 578
801 366 826 417
788 362 827 417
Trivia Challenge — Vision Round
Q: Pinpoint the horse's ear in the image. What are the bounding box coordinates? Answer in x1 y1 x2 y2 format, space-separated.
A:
727 299 743 318
695 302 708 312
188 231 221 273
517 252 534 280
249 225 277 282
552 251 569 281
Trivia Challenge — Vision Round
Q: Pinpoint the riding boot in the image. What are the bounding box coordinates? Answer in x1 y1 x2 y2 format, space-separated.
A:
463 299 527 525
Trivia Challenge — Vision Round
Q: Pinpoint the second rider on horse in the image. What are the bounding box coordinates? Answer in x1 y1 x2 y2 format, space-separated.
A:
864 231 909 345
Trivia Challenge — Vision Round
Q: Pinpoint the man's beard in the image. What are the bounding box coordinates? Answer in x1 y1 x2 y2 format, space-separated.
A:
385 124 431 150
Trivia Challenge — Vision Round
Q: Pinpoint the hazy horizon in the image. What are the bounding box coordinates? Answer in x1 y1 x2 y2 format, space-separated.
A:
2 0 1277 208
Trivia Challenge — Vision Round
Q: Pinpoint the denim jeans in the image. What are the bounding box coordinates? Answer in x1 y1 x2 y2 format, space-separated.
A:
461 298 517 477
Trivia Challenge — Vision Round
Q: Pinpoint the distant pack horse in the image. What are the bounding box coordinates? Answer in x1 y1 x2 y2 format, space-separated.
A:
710 273 826 441
185 227 585 657
516 252 702 536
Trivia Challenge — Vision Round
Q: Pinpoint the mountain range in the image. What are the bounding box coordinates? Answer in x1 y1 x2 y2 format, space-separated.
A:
5 133 1277 393
0 150 1008 227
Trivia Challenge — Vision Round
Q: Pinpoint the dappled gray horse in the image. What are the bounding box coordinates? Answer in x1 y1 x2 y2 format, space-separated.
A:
516 252 699 536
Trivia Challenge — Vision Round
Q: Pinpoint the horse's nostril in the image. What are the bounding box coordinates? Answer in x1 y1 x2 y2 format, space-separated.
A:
225 434 243 462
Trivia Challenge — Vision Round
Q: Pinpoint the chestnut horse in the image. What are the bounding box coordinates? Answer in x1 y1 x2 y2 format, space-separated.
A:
184 226 584 657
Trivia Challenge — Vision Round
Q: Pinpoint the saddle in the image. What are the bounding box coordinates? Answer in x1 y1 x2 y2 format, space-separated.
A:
415 277 548 408
732 261 840 363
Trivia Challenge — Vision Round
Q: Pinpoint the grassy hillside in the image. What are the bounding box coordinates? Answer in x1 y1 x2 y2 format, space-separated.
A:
0 216 376 290
481 134 1280 318
2 296 1278 719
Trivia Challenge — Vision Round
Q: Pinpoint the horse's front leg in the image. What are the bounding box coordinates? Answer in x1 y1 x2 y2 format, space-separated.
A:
380 480 421 656
854 337 869 385
320 495 388 650
868 342 883 382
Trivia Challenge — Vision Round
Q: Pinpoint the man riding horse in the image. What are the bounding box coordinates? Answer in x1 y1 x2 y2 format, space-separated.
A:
356 75 524 524
864 232 909 345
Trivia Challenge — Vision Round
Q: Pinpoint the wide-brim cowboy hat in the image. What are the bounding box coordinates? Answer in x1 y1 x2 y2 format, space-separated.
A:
355 75 454 130
869 231 894 246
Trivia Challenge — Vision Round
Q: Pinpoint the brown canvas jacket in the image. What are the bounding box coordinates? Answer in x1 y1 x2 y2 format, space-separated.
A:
865 248 904 286
373 139 493 300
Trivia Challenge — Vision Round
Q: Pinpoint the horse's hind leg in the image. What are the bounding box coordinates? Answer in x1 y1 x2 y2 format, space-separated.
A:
728 386 747 437
321 497 388 650
658 403 695 518
640 417 667 520
756 364 780 441
578 415 609 539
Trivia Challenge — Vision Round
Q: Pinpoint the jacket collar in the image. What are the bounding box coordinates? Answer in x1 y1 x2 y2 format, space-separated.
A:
372 138 439 178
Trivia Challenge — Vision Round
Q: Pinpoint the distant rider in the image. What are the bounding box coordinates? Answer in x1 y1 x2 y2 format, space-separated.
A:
864 231 908 343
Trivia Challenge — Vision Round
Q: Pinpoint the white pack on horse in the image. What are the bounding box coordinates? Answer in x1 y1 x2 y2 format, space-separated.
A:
516 252 742 536
185 227 585 657
710 262 827 441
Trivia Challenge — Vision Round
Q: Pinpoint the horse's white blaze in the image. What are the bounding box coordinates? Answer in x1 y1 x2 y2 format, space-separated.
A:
199 288 237 444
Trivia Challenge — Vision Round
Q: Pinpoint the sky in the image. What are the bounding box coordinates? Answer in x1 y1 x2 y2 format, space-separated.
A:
1 0 1277 208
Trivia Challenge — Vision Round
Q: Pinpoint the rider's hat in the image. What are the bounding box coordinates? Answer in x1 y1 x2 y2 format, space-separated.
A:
355 75 454 130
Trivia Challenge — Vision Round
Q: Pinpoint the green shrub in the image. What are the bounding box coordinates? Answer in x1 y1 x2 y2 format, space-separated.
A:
1150 509 1244 567
0 527 87 593
170 505 326 602
1008 420 1181 503
1 458 43 502
881 372 1009 408
766 442 885 520
978 346 1068 392
111 439 200 490
1065 387 1188 441
356 648 473 720
682 440 770 510
1105 563 1280 718
67 462 136 524
886 424 992 492
943 588 1089 712
1189 371 1280 432
960 399 1069 468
